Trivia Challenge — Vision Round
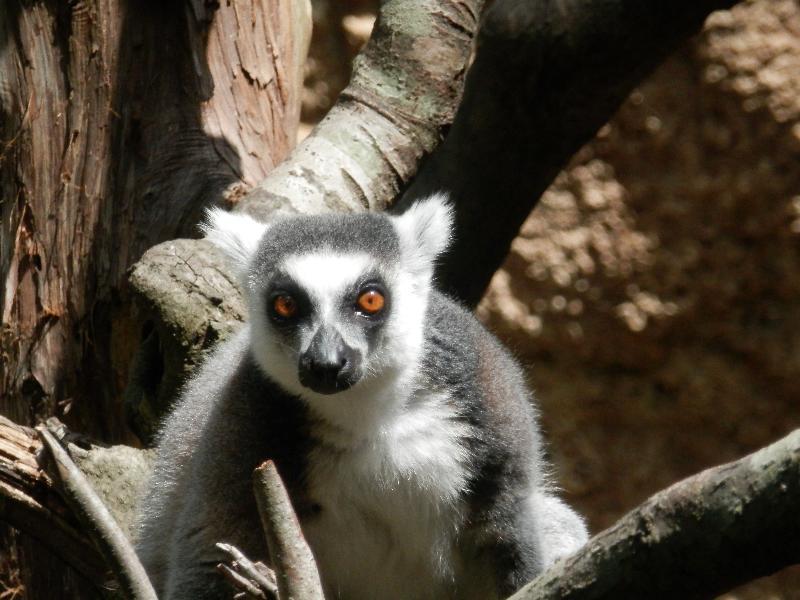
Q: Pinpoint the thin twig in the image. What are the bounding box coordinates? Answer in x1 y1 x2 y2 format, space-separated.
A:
253 460 325 600
217 542 279 599
37 425 158 600
217 562 268 599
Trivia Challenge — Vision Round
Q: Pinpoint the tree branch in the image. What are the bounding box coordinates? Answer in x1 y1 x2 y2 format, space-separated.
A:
217 542 279 600
401 0 740 304
126 239 247 443
0 415 157 592
37 425 156 600
0 416 107 584
509 428 800 600
237 0 484 218
1 416 798 597
253 461 325 600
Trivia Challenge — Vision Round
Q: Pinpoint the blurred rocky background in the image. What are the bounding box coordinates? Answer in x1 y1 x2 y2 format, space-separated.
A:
305 0 800 596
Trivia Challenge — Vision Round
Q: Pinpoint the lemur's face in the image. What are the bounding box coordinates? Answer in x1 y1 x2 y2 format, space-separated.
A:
203 195 452 406
255 251 396 395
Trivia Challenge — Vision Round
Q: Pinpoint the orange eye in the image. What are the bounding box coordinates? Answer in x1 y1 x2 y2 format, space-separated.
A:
357 289 385 315
273 294 297 318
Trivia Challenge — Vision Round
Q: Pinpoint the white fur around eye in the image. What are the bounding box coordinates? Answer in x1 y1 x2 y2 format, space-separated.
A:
283 252 371 310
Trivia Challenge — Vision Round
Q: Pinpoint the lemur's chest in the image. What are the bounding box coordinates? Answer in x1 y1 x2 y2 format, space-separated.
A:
300 394 473 600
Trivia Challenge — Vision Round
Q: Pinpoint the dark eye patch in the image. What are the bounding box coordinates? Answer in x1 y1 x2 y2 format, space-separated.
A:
266 279 312 326
345 274 391 326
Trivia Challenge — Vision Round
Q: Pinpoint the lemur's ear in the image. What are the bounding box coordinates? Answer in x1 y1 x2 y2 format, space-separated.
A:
201 208 269 277
391 193 454 276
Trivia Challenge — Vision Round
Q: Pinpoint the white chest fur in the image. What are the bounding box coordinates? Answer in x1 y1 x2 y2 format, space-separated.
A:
301 391 473 600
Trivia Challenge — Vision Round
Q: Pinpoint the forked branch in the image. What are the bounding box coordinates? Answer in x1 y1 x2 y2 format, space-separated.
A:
401 0 741 303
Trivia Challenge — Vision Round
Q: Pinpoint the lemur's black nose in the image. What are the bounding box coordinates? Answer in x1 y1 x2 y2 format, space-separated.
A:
298 329 359 394
300 356 347 393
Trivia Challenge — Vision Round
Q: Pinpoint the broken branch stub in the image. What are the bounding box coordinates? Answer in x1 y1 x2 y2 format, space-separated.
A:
253 461 325 600
126 238 247 440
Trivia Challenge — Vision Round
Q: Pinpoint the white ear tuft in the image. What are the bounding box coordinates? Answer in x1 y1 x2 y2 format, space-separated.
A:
200 208 269 275
391 193 454 275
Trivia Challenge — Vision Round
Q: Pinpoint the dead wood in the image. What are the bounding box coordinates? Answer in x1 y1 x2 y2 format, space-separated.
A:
37 425 156 600
0 416 106 585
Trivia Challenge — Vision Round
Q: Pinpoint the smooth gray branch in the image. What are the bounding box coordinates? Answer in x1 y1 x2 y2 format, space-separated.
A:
237 0 485 218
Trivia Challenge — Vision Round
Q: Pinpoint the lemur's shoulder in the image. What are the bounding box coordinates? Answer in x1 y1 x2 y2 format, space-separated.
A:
423 290 533 409
422 290 543 485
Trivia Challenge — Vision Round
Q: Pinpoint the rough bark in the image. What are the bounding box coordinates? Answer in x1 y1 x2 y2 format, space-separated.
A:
399 0 740 304
0 0 308 439
38 425 156 600
510 429 800 600
0 416 107 587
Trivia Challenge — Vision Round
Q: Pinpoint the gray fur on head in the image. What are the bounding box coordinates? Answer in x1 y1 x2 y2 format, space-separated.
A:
135 194 588 600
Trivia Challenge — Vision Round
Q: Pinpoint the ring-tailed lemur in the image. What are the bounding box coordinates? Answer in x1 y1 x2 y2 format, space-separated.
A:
134 194 588 600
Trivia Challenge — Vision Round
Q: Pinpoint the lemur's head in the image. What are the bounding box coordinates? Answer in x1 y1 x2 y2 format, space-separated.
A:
203 194 452 405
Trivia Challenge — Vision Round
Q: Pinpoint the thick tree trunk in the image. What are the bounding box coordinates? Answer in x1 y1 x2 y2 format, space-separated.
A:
0 0 307 440
0 1 310 597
